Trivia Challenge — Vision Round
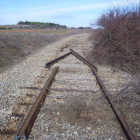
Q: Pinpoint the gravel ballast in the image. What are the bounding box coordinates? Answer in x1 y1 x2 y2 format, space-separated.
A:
0 33 139 140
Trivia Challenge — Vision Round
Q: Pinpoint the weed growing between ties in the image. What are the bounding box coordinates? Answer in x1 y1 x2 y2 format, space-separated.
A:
90 2 140 74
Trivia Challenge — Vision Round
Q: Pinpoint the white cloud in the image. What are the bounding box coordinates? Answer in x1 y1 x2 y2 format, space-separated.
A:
49 14 75 19
1 1 120 18
2 0 140 24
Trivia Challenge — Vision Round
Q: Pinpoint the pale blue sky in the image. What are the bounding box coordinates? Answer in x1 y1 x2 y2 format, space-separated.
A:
0 0 139 27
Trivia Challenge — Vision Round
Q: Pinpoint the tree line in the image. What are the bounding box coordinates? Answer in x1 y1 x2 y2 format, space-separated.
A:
17 21 67 29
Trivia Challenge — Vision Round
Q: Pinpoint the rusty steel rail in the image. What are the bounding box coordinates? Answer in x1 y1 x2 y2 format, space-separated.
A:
15 66 59 140
92 68 136 140
45 52 71 68
70 48 98 71
44 49 135 139
45 49 97 72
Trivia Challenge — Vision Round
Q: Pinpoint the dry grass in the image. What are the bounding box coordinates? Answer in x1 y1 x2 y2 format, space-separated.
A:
0 29 88 73
0 29 72 34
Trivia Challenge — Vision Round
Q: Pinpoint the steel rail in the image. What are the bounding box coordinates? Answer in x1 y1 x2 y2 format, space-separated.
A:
17 48 135 139
15 66 59 140
92 68 136 140
70 48 98 71
45 52 71 68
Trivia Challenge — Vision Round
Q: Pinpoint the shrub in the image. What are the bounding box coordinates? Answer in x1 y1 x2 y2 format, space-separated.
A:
90 3 140 74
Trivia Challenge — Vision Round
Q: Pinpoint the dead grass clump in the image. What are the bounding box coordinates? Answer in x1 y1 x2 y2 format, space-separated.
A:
90 3 140 74
58 94 95 126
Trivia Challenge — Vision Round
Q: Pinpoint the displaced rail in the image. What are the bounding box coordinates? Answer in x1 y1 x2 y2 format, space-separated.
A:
92 68 136 140
15 66 59 140
70 49 98 71
45 49 98 71
0 48 136 140
45 52 71 68
44 49 136 140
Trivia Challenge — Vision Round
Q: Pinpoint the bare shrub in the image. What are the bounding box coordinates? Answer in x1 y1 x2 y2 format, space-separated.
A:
90 3 140 74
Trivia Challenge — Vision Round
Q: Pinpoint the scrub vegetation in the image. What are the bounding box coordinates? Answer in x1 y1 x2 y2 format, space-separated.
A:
90 3 140 74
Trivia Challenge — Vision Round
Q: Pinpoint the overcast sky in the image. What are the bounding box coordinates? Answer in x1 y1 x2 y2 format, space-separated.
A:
0 0 139 27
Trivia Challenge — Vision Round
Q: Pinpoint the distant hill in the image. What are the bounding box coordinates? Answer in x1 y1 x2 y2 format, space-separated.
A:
17 21 67 29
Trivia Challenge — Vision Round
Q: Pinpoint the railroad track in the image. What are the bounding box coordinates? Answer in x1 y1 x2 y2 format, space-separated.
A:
0 34 137 140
